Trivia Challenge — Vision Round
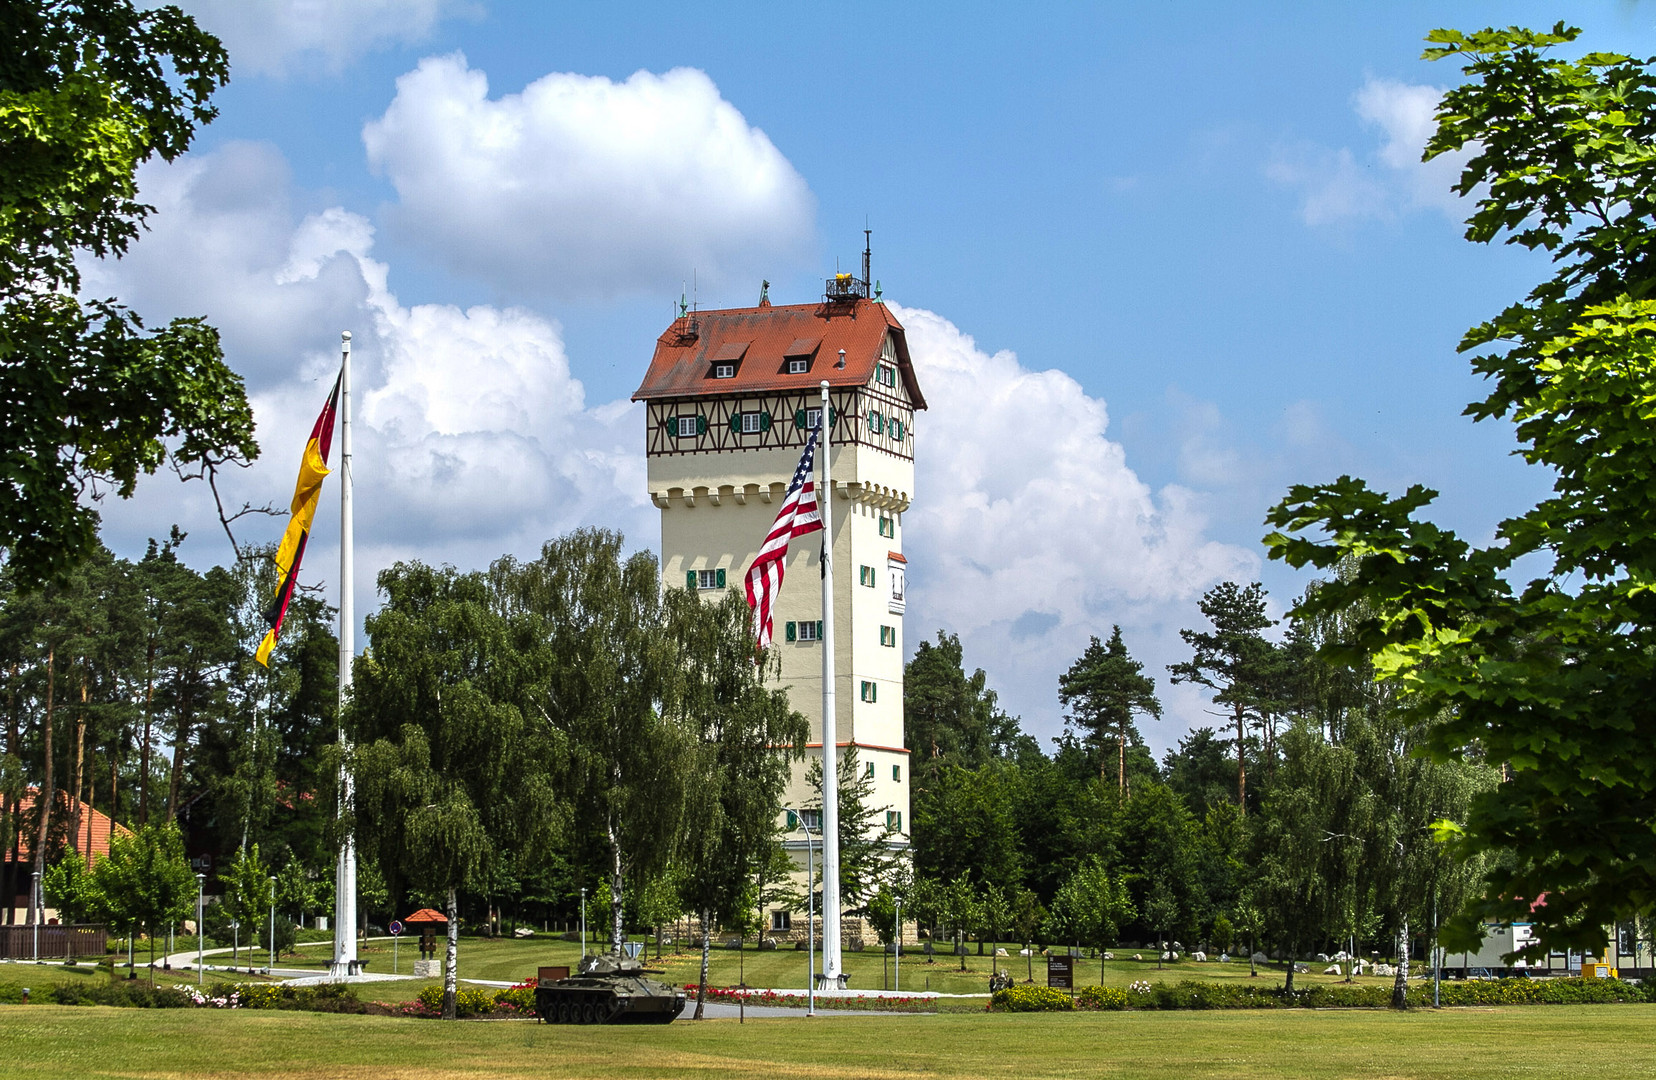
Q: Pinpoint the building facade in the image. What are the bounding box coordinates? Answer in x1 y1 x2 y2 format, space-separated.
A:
632 283 924 933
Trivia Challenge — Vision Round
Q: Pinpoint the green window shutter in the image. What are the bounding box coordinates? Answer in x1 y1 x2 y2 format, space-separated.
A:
697 415 707 435
786 621 797 642
760 410 771 431
715 568 726 588
686 570 697 590
786 809 798 830
816 621 823 640
894 420 903 440
830 406 837 424
795 409 806 428
730 413 740 432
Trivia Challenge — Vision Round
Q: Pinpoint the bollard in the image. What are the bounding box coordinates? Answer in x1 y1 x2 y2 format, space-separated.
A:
21 988 29 1004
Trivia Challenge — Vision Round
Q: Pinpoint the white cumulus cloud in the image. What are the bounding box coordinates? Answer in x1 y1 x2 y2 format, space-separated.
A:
362 55 815 298
176 0 477 77
893 304 1258 742
84 142 650 619
1268 77 1473 226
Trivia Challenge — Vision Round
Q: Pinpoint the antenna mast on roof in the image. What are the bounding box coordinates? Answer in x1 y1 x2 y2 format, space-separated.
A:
862 224 872 293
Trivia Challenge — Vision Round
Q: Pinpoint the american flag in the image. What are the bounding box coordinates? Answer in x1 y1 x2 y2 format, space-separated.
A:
745 425 823 651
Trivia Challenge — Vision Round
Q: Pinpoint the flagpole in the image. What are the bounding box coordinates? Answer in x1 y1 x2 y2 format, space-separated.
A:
818 380 843 988
333 330 358 978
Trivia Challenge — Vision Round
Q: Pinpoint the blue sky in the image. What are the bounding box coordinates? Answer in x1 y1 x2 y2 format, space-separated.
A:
93 1 1656 753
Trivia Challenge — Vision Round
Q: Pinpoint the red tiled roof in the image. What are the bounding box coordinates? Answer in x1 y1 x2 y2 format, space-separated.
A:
403 908 449 924
887 551 907 563
633 298 926 408
8 788 130 866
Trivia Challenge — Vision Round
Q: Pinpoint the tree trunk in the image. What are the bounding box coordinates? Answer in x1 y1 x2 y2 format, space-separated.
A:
1284 950 1295 995
1234 703 1247 812
2 662 18 925
166 697 190 823
139 655 155 826
1391 917 1410 1010
1118 722 1127 796
70 674 86 855
442 886 459 1020
33 648 56 922
694 908 711 1020
607 813 625 954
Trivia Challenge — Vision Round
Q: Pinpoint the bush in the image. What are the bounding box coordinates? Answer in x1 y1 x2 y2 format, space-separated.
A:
1076 985 1130 1010
494 981 535 1013
991 985 1075 1012
416 983 496 1017
45 981 192 1008
217 982 363 1013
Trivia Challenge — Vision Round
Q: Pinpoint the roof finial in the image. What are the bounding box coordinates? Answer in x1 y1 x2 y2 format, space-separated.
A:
679 284 688 319
873 279 883 303
759 279 770 307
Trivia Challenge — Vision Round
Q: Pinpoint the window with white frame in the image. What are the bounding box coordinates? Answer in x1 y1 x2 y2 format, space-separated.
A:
714 363 735 379
860 680 877 703
741 411 762 433
892 764 901 782
677 416 699 438
886 810 903 830
859 565 876 587
864 761 875 779
878 516 894 538
788 358 809 374
771 910 791 931
692 568 725 590
880 625 896 647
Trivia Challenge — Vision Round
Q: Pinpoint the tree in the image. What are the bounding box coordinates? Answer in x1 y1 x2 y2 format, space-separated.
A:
1044 857 1134 983
92 821 193 982
219 844 272 966
904 631 1025 793
665 588 806 1018
1059 627 1161 793
1 0 256 586
349 561 560 1019
1169 582 1277 812
1264 22 1656 958
42 849 102 924
1144 883 1178 971
803 746 901 916
506 530 683 959
911 760 1024 893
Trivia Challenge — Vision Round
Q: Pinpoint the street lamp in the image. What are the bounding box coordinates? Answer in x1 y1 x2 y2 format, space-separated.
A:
31 870 39 961
267 876 277 975
196 873 206 987
787 807 816 1017
579 887 587 959
894 895 902 994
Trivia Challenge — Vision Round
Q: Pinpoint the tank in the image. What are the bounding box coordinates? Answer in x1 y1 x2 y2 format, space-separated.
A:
534 954 687 1025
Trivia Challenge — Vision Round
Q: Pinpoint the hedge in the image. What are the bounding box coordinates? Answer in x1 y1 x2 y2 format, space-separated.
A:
991 977 1653 1013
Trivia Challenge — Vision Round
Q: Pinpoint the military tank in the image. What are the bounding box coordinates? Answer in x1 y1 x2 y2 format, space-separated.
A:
534 954 687 1024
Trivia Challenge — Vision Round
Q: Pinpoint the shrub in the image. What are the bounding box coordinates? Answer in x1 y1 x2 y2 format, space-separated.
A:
991 985 1074 1012
1076 985 1130 1010
416 983 496 1017
494 981 535 1012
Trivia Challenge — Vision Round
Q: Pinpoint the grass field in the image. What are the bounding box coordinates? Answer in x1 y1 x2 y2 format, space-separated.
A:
268 935 1388 999
3 1002 1654 1079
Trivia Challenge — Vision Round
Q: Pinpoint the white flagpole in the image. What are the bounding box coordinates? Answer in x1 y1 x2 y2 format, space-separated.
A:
333 330 358 977
818 380 843 987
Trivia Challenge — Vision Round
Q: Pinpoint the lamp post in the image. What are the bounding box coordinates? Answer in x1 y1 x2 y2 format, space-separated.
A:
267 876 276 975
785 808 817 1017
579 887 587 959
894 895 902 993
31 871 39 961
196 873 205 987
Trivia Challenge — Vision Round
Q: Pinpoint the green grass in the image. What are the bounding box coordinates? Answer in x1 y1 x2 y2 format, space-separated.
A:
4 1002 1655 1079
271 935 1388 1000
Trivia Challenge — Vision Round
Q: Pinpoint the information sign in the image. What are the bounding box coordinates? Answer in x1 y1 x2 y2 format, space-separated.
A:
1047 954 1074 990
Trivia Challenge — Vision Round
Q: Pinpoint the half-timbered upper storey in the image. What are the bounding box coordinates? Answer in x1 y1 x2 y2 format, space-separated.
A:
632 297 926 459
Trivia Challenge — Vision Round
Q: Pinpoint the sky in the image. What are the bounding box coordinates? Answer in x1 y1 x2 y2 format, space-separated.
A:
87 1 1656 757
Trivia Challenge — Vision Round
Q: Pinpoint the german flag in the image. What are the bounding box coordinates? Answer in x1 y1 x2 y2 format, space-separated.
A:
256 373 341 667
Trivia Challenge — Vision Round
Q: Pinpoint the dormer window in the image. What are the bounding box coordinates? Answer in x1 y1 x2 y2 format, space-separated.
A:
709 341 748 381
714 363 735 379
788 358 809 374
783 337 820 375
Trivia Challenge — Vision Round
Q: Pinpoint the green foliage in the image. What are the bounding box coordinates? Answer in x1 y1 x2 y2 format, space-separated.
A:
1059 626 1161 790
42 850 102 924
990 984 1075 1011
92 822 194 943
1043 858 1134 951
912 760 1025 891
803 746 901 913
416 983 495 1017
0 1 253 585
1169 582 1278 812
1265 22 1656 956
904 631 1025 789
1075 984 1131 1009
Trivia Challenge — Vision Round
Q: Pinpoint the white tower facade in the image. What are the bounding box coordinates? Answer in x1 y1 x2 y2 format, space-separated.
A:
633 287 924 938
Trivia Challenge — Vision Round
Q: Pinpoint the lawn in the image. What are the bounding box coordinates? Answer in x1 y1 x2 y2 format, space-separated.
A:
3 1002 1654 1079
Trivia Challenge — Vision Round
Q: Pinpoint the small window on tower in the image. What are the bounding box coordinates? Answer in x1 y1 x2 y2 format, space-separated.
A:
795 620 821 642
886 810 903 831
695 568 725 590
864 761 875 779
878 516 894 538
860 680 877 703
880 625 895 647
892 764 901 782
677 416 699 438
741 412 762 434
859 565 876 588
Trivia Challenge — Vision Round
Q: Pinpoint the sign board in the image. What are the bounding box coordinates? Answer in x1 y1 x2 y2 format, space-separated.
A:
388 921 403 936
538 965 570 987
1047 954 1074 990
